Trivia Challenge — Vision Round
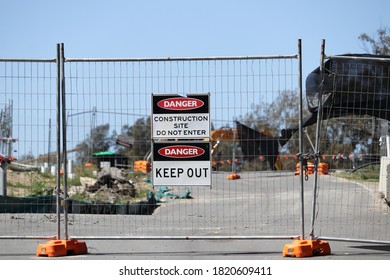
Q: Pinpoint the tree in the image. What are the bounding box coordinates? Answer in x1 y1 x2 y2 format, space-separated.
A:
75 123 114 164
319 27 390 161
359 26 390 55
117 117 151 161
0 100 13 155
238 27 390 169
242 89 314 154
359 26 390 156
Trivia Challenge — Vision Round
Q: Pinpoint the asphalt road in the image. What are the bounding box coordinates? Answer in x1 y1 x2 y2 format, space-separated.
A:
1 238 390 260
1 171 390 260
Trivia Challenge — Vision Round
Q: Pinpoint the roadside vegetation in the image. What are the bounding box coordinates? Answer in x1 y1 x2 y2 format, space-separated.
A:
333 164 380 182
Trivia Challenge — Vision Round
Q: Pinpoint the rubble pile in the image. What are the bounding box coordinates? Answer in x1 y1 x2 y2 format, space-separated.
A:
69 167 137 203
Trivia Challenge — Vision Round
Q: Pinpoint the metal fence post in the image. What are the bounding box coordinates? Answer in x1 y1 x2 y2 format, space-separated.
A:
298 39 305 241
282 39 331 258
60 43 69 240
310 39 326 239
56 43 62 241
36 44 88 257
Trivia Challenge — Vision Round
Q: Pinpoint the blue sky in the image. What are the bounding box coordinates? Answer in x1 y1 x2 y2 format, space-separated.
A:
1 0 389 78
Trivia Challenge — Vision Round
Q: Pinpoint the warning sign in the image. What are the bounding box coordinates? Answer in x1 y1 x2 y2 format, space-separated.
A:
152 93 210 139
152 142 211 186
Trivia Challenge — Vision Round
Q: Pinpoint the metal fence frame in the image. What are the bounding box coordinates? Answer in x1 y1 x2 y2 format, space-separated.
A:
0 53 58 239
60 41 304 242
1 40 390 250
308 41 390 244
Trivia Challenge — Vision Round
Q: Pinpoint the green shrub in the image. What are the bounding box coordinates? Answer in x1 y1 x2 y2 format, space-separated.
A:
28 181 54 197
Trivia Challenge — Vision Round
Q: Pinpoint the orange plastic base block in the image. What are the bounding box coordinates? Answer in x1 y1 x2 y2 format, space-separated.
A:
36 239 88 257
227 173 240 180
282 239 331 258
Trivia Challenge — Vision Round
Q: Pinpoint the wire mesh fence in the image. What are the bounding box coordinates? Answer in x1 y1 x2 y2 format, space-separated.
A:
308 54 390 242
1 44 390 247
63 53 302 239
0 58 58 238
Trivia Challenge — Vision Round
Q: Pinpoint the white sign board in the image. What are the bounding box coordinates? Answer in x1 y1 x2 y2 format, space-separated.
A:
152 93 210 139
152 142 211 186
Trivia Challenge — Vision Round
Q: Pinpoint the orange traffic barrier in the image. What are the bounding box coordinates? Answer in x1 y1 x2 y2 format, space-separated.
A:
294 162 329 176
133 160 151 173
306 162 314 174
227 173 240 180
295 162 313 175
318 162 329 175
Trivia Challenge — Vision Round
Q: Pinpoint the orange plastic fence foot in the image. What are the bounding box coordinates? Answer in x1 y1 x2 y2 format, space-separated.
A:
36 239 88 257
282 239 331 258
282 240 312 258
227 173 240 180
311 239 331 256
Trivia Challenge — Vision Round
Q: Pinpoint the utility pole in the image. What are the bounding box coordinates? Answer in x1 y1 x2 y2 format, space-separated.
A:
0 100 16 196
48 118 52 169
0 137 17 196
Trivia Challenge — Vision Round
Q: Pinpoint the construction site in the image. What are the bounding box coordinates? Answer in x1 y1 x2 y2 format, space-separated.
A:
1 42 390 261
